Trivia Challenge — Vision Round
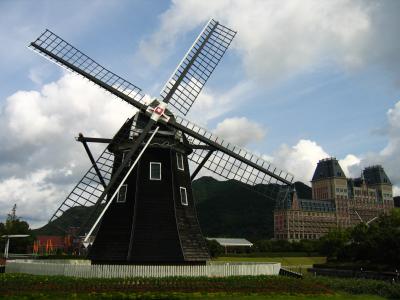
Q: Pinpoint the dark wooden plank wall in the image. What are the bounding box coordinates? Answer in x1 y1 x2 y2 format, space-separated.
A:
89 151 138 262
128 148 183 262
90 144 209 264
172 150 210 261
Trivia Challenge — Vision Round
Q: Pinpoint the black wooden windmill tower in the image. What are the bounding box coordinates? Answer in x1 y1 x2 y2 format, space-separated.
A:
30 19 294 264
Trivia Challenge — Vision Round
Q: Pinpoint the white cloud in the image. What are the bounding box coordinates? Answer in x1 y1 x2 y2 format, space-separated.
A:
213 117 265 146
0 170 66 228
393 186 400 197
269 139 329 184
135 0 400 83
266 98 400 196
360 100 400 195
136 0 230 67
0 73 136 226
339 154 361 178
187 81 254 125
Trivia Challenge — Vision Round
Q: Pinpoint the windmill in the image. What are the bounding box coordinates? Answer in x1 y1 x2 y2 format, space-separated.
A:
30 19 294 264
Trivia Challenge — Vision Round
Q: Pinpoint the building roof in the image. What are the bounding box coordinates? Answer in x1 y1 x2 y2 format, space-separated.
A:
275 184 336 212
363 165 391 185
275 183 315 210
207 238 253 247
312 157 346 181
299 199 336 212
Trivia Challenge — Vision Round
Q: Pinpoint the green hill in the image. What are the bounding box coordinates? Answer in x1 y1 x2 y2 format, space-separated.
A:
193 177 275 239
33 205 100 236
34 177 311 240
193 177 310 239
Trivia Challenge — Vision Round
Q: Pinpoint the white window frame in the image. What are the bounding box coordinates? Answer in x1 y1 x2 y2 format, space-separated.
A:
176 153 184 171
116 184 128 203
180 187 188 206
149 162 162 180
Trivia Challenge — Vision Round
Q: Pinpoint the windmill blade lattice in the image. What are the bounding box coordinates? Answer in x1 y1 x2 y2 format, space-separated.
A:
49 147 114 230
173 115 294 186
160 19 236 116
49 116 144 233
29 30 146 110
188 148 289 200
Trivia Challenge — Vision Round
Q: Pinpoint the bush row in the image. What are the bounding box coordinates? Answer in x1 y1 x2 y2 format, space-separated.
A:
3 273 400 298
0 274 330 295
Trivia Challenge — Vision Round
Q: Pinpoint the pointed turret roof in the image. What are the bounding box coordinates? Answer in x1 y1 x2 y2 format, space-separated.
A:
363 165 391 185
312 157 346 181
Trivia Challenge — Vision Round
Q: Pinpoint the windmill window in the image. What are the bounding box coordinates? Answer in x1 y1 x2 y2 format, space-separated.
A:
116 184 127 203
176 153 184 170
180 187 188 206
150 162 161 180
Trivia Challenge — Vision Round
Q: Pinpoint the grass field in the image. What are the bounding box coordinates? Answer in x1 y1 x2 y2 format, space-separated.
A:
214 256 326 266
0 292 387 300
1 273 399 300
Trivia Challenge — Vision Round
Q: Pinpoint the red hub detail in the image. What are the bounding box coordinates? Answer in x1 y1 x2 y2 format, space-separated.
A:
155 106 164 115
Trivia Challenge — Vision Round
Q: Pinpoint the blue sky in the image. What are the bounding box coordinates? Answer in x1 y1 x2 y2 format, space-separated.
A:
0 0 399 227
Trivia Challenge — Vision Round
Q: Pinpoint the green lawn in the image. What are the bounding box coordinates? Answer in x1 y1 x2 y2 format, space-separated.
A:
214 256 326 266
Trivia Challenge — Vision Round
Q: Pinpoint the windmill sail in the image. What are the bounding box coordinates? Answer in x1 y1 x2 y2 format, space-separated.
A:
29 30 146 110
160 19 236 116
48 147 114 232
172 115 294 185
48 116 143 233
188 147 288 197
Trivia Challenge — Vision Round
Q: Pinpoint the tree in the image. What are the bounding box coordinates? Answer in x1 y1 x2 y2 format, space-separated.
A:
0 204 33 255
206 240 224 257
319 209 400 268
318 227 350 259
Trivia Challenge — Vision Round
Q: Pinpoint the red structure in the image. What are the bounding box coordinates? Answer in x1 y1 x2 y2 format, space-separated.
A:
35 236 70 255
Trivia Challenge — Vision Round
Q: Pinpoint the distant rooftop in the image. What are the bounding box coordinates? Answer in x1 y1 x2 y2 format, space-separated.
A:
207 238 253 247
1 235 29 238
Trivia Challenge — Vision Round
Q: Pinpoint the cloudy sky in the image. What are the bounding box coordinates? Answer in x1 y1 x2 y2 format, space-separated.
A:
0 0 399 228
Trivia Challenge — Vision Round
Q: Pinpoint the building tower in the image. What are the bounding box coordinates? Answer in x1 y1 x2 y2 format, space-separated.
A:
362 165 393 214
311 158 350 228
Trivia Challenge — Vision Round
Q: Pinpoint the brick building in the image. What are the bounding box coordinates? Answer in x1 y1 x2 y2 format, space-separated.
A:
274 158 394 240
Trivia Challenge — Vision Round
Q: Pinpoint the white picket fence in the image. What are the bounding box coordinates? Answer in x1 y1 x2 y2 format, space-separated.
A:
6 260 280 278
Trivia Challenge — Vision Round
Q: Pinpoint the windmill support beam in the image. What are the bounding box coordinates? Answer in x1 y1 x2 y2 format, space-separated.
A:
191 149 215 181
78 133 107 189
76 136 112 144
78 120 156 235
